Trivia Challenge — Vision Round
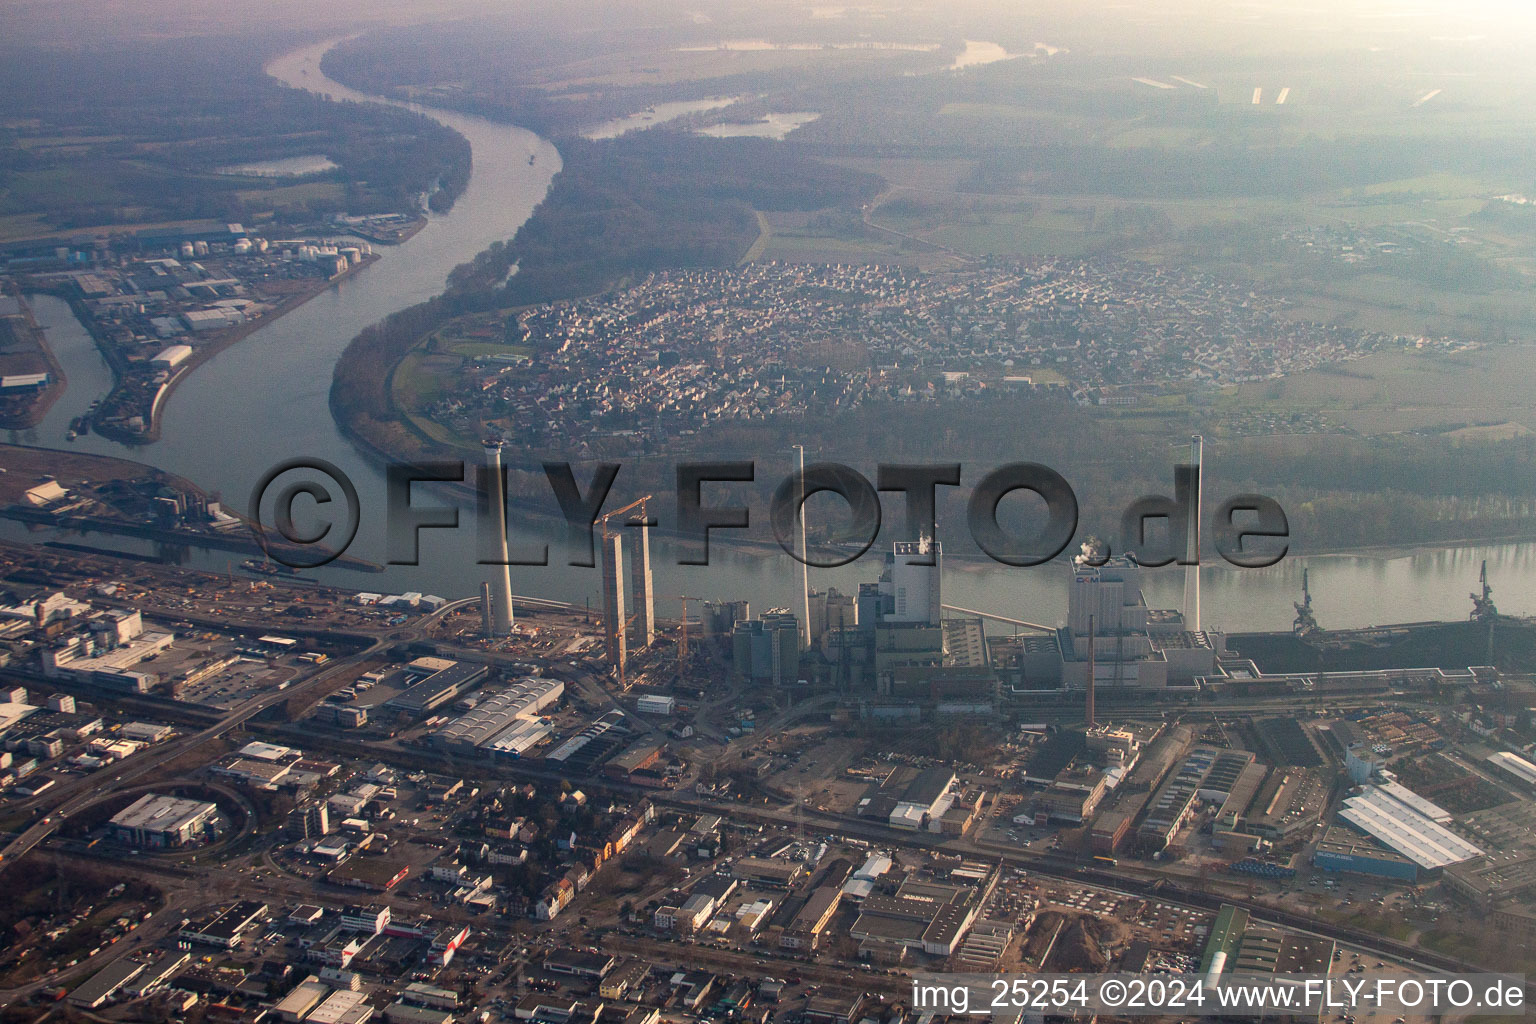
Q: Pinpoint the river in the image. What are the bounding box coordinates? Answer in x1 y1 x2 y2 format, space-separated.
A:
7 40 1534 635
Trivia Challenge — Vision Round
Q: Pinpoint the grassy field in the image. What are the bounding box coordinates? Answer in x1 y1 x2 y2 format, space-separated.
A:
1227 345 1536 435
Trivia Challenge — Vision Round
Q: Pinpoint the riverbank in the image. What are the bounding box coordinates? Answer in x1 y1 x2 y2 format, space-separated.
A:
0 441 382 572
26 252 380 446
0 292 67 430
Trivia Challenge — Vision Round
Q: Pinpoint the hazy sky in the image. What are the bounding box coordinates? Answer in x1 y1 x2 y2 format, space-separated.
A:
8 0 1536 48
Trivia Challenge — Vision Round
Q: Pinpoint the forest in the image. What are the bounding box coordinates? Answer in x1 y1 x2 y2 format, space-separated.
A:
495 132 883 307
0 35 471 235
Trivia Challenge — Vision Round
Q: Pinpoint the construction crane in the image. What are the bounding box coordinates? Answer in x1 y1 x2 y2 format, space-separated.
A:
670 594 701 662
656 594 704 691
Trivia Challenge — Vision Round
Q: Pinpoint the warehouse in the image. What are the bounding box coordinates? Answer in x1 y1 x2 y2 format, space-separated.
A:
604 740 663 780
482 718 551 757
180 307 241 332
384 1004 453 1024
69 960 144 1008
1312 827 1421 882
1338 782 1483 871
383 661 488 716
1137 748 1238 852
732 856 806 889
307 988 375 1024
1246 769 1329 841
150 343 193 369
430 678 561 749
109 792 218 848
888 766 957 830
124 951 190 997
180 901 267 949
273 976 330 1021
1486 750 1536 790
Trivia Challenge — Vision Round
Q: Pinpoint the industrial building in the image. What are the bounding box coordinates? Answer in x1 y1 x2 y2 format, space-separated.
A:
1486 750 1536 790
733 610 801 686
1245 768 1329 841
1337 781 1483 872
382 660 489 716
881 537 943 626
888 766 957 830
1312 827 1422 882
849 872 993 959
68 960 144 1009
109 792 219 848
150 343 193 369
307 987 375 1024
1047 551 1223 692
636 694 676 716
1137 747 1256 853
179 901 267 949
603 740 664 781
431 678 562 755
1200 903 1336 981
274 976 332 1021
732 857 806 889
782 886 843 950
1445 846 1536 910
1022 764 1109 825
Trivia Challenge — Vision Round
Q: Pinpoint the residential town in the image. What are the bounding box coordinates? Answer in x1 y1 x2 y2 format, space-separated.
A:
416 258 1434 455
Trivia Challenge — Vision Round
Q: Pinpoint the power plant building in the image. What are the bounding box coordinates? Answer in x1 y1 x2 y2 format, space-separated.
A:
733 610 800 686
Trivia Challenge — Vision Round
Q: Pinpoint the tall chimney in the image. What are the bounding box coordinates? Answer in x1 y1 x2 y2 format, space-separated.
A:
631 517 655 648
1184 434 1203 634
482 440 515 636
601 532 628 676
1086 614 1096 728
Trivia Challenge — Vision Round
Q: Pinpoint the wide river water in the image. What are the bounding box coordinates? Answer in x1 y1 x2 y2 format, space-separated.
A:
8 41 1536 634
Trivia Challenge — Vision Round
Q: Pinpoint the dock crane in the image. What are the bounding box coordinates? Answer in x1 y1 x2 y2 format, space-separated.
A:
1293 568 1320 638
1470 560 1498 622
1470 559 1498 667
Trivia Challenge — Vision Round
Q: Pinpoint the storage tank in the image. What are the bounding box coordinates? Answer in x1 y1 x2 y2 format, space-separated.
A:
233 238 252 254
179 242 196 258
193 240 209 256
